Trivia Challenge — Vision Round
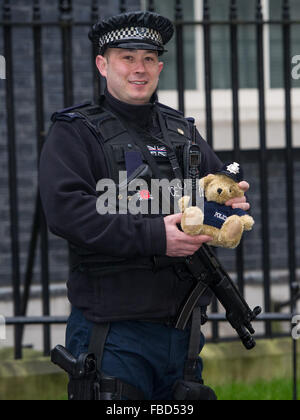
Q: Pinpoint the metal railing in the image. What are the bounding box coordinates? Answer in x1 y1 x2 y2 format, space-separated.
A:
0 0 299 400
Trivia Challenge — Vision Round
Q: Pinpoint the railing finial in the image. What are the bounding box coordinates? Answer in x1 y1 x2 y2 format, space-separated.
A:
33 0 41 21
282 0 290 20
147 0 155 13
59 0 73 22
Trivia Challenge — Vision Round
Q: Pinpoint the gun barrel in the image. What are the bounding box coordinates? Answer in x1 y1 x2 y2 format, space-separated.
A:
235 326 257 350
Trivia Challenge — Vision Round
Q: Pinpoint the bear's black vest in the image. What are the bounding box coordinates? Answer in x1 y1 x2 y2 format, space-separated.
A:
51 100 204 323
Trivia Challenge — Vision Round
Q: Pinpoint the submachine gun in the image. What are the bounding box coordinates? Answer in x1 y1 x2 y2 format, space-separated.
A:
174 136 262 349
176 244 262 349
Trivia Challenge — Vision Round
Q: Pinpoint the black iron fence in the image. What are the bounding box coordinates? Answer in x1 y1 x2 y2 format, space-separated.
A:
0 0 299 399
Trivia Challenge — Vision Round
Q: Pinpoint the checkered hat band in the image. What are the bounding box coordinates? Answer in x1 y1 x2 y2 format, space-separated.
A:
99 27 163 48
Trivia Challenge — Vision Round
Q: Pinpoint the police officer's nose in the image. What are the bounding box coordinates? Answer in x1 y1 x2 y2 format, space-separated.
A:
217 188 223 195
134 60 146 74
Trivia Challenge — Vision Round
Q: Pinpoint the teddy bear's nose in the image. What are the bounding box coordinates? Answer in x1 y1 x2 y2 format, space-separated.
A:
217 188 223 195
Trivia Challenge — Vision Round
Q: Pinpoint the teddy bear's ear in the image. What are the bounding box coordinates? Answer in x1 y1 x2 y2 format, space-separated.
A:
202 174 215 190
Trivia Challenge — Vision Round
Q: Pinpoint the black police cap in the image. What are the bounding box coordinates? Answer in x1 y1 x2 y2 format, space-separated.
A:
89 11 174 55
216 162 244 183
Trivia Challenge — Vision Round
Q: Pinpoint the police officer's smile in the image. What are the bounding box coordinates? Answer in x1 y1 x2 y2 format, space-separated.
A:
96 49 164 105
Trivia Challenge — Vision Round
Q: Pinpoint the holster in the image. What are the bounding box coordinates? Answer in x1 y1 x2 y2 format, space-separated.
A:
68 374 100 401
68 374 144 401
173 380 217 401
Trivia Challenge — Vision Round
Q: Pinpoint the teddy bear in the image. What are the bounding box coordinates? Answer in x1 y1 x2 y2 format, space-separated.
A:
178 162 255 249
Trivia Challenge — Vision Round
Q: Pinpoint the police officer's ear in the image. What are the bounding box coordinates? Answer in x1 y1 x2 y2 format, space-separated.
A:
158 59 164 75
96 54 108 78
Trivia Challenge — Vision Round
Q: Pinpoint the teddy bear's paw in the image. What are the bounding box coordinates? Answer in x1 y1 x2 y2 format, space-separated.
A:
181 207 204 236
240 215 255 231
178 196 191 213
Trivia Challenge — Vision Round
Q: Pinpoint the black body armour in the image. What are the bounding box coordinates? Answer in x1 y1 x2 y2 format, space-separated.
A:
51 98 211 324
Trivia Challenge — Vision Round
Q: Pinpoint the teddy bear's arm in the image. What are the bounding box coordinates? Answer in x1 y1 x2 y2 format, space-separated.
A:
178 196 191 213
240 215 255 231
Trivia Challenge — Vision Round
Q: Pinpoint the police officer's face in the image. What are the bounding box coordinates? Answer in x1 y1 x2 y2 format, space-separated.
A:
96 49 164 105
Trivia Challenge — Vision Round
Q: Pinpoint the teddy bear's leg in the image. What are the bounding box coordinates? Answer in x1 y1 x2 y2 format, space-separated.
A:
218 215 244 249
200 226 222 247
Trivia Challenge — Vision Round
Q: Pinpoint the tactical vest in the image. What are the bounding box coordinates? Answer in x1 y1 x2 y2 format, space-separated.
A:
52 100 191 182
52 100 193 274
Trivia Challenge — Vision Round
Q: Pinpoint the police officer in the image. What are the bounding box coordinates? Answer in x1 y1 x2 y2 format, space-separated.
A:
39 11 250 400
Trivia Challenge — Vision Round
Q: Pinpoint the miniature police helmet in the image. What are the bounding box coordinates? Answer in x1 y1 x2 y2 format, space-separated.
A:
89 11 174 56
215 162 244 184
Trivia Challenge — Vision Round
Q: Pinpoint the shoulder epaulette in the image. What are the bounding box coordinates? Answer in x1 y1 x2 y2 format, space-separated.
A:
156 102 184 118
186 117 195 125
51 101 93 123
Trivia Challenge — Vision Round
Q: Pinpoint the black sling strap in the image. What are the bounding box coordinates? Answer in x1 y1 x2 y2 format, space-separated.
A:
88 323 145 400
156 106 184 182
88 322 110 372
184 307 203 382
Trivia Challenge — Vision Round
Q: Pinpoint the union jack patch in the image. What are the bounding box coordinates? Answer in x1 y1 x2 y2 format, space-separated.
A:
147 145 168 157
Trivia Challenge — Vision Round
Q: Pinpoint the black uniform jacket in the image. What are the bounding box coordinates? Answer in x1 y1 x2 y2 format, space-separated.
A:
39 91 222 323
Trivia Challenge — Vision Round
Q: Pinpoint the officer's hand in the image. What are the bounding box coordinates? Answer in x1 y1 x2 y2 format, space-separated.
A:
225 181 251 211
164 213 213 257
